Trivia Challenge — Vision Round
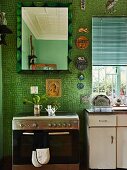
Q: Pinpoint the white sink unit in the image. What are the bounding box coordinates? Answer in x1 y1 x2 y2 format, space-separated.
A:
88 112 127 169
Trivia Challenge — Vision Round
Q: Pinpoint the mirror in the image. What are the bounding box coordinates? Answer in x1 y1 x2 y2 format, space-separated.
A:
17 3 72 72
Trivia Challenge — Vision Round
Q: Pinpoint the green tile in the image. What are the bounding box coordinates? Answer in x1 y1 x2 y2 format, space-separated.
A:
1 0 127 161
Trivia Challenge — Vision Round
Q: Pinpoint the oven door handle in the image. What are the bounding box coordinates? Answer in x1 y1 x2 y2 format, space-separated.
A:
22 132 34 135
48 132 70 135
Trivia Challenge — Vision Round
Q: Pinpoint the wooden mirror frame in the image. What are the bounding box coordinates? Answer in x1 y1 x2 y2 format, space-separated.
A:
17 2 72 73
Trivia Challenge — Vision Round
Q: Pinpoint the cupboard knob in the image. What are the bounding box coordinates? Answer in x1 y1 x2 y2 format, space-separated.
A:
32 123 38 128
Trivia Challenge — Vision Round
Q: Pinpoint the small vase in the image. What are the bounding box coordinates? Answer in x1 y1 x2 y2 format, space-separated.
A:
34 105 42 116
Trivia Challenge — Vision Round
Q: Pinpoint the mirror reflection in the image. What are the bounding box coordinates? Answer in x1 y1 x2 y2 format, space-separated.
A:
22 7 68 70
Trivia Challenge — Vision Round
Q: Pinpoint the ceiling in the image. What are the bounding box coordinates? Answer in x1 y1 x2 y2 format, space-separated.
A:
22 7 68 40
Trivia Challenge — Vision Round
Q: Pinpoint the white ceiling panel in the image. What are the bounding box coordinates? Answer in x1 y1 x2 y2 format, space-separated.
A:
22 7 68 40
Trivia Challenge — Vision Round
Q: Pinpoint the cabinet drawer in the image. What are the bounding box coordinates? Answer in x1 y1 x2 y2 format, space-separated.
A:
117 114 127 126
89 115 116 127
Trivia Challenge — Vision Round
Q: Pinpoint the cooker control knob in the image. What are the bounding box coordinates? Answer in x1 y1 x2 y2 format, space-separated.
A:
58 123 62 127
19 123 24 128
48 123 52 127
32 123 38 128
53 123 57 127
63 123 67 127
68 123 71 127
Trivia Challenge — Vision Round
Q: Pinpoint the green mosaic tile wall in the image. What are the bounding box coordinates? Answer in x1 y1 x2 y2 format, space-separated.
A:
1 0 127 169
0 46 3 165
0 4 3 165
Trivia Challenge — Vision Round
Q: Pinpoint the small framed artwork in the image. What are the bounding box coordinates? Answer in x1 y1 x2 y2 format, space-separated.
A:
46 79 61 97
76 36 89 49
76 56 88 71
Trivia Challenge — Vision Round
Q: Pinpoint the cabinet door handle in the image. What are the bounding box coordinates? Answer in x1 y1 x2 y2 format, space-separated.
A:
99 120 107 122
111 136 114 144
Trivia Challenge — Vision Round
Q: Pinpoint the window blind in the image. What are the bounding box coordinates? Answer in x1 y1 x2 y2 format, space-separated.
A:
92 17 127 66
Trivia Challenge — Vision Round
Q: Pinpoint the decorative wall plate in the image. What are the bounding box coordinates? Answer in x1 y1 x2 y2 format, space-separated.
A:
77 83 84 89
81 0 85 10
76 57 88 71
78 73 84 80
78 27 89 33
106 0 118 14
76 36 89 49
80 94 90 104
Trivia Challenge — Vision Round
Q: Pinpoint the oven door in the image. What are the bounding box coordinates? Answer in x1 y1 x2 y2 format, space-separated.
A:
13 129 79 165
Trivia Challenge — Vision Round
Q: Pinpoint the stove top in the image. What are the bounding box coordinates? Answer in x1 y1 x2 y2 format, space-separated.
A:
12 112 79 130
13 112 78 120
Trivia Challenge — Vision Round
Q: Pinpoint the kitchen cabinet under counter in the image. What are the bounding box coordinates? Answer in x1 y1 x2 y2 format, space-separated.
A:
85 109 127 169
117 114 127 169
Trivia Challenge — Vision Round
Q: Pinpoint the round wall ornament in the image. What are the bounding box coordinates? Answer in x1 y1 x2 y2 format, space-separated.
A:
76 57 88 71
77 83 84 89
78 73 84 80
76 36 89 49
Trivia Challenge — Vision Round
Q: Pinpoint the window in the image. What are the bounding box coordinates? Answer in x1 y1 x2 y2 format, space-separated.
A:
92 17 127 66
92 17 127 105
92 66 127 105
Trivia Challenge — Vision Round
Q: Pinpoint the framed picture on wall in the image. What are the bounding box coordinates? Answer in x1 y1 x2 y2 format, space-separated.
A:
46 79 61 97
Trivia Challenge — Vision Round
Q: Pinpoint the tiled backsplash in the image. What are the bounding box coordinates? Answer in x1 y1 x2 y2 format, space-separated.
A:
1 0 127 169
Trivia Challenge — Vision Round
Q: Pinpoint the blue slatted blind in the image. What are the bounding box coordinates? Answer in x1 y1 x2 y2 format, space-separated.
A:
92 17 127 65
